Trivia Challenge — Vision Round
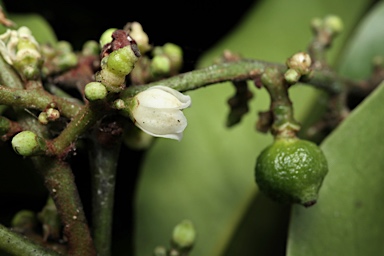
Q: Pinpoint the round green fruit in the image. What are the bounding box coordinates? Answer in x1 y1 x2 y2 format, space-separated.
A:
255 137 328 207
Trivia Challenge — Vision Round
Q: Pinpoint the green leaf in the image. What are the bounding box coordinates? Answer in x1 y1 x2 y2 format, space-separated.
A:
287 81 384 256
0 11 58 45
135 1 372 256
337 0 384 79
287 2 384 255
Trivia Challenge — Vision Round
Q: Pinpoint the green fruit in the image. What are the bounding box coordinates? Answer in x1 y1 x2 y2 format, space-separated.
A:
255 137 328 207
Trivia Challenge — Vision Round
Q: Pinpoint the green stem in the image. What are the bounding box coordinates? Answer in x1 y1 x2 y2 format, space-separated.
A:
33 157 97 256
0 224 62 256
0 86 81 118
261 67 300 138
122 59 368 98
89 137 121 256
50 100 107 156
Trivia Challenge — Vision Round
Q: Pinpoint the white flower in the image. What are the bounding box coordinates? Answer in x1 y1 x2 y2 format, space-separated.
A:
129 85 191 141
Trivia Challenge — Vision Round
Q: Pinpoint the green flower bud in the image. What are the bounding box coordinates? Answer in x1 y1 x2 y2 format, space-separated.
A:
151 55 171 75
11 210 37 230
99 28 117 48
56 40 73 53
11 130 46 156
54 51 78 70
324 15 343 35
0 116 11 135
153 246 167 256
82 40 100 56
284 68 301 84
171 220 196 249
38 112 49 125
97 46 139 88
84 82 108 101
113 99 125 110
255 137 328 207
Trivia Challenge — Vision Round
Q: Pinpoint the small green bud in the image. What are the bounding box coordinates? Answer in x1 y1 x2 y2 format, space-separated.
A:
324 15 343 35
107 46 138 76
284 68 301 84
99 28 117 48
113 99 125 110
56 40 73 53
12 130 46 156
153 246 167 256
54 51 78 70
151 55 171 75
11 210 37 230
97 45 139 88
82 40 100 56
84 82 108 101
38 112 49 125
0 116 11 135
171 220 196 249
310 17 323 32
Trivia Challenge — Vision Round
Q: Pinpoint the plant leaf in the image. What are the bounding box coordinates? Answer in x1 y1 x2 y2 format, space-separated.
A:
287 2 384 255
287 81 384 256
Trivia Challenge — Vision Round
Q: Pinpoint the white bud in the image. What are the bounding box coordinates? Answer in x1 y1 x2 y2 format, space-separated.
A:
128 85 191 141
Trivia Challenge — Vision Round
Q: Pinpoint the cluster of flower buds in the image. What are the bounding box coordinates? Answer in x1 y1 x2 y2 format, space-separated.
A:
96 29 141 90
0 26 42 80
284 52 312 84
130 42 183 84
40 40 78 77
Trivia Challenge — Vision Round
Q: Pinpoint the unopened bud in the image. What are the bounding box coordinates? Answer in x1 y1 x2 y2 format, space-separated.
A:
12 130 46 156
84 82 108 101
171 220 196 249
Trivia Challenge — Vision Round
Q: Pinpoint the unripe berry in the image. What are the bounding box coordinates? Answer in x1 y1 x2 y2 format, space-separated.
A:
255 137 328 207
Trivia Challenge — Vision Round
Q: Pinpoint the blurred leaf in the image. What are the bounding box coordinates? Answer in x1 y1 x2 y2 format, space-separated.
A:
337 0 384 79
287 81 384 256
0 5 57 45
287 2 384 255
135 0 372 256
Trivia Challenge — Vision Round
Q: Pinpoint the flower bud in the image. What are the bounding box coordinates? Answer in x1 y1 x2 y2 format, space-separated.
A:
99 28 117 48
12 130 46 156
82 40 100 56
151 55 171 76
324 15 343 36
286 52 312 75
97 46 139 88
11 27 43 80
171 220 196 249
84 82 108 101
122 85 191 141
127 22 151 54
284 68 301 84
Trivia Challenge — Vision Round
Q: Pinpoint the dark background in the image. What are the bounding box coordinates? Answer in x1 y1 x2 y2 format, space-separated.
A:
2 0 258 72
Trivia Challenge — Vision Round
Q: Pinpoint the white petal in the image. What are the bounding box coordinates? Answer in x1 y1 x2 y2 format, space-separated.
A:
137 85 191 109
133 106 187 141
